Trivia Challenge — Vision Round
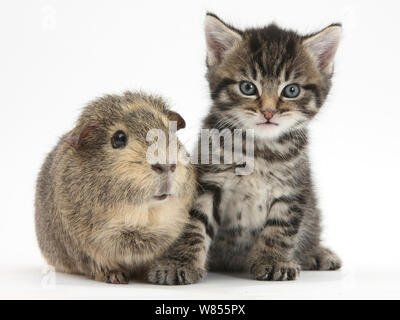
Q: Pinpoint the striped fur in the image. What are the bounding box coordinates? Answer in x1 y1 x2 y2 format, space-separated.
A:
147 13 342 284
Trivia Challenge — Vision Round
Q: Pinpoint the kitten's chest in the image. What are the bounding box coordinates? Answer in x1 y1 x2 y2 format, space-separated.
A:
219 162 290 230
208 159 299 270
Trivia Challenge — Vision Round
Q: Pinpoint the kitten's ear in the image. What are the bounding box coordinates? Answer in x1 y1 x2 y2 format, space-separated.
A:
167 110 186 131
64 122 98 149
205 13 242 66
303 24 342 75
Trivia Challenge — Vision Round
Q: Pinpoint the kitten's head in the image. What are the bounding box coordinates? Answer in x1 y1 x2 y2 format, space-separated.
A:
204 13 341 140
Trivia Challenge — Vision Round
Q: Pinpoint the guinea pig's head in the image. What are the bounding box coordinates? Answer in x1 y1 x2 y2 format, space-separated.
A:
64 92 195 207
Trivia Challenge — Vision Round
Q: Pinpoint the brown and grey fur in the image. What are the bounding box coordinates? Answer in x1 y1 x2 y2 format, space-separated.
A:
35 91 196 284
148 13 342 284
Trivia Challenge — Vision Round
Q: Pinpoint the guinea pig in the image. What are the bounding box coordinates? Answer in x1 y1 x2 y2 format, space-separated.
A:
35 91 196 284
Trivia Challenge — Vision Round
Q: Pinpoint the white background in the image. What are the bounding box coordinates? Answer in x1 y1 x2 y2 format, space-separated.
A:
1 0 399 299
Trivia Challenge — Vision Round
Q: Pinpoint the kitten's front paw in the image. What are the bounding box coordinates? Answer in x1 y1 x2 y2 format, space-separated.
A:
303 247 342 271
95 270 129 284
250 260 300 281
147 259 206 285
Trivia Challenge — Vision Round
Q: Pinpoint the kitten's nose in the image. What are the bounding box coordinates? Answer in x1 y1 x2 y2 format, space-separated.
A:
263 110 275 120
151 163 176 174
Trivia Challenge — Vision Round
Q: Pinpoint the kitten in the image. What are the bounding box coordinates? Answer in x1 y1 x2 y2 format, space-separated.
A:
148 13 342 284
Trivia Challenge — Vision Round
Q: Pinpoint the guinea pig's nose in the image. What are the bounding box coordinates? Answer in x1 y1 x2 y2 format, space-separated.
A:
151 163 176 174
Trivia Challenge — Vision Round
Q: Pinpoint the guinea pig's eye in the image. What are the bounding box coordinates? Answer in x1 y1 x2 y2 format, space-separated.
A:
239 81 258 96
111 130 127 149
282 84 301 98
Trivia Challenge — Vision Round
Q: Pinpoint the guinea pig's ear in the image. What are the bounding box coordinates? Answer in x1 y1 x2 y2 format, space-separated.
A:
64 122 98 148
166 110 186 131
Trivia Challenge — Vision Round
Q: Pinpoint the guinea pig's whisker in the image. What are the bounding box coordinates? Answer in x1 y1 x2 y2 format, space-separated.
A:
128 161 144 165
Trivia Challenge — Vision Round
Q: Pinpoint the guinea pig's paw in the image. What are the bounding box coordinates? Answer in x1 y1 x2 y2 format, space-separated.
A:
97 271 129 284
147 260 206 285
250 260 300 281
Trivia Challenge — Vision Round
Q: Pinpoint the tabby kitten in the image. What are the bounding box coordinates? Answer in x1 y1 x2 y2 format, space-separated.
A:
148 13 342 284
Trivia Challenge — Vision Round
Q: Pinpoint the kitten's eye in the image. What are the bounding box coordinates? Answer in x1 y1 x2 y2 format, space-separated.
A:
111 130 127 149
282 84 301 98
239 81 257 96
